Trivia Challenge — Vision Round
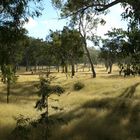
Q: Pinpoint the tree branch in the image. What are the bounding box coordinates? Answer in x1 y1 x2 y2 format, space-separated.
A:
60 0 123 19
96 0 122 12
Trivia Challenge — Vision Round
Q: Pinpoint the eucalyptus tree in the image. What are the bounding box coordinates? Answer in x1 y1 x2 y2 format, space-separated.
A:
106 25 140 65
99 28 127 73
52 1 140 73
65 11 103 77
52 0 140 23
0 28 27 103
0 0 43 103
73 13 103 77
100 39 118 73
0 0 43 69
46 28 84 76
61 26 84 77
0 0 42 26
52 0 106 78
22 37 47 71
100 25 140 74
46 30 63 72
123 21 140 68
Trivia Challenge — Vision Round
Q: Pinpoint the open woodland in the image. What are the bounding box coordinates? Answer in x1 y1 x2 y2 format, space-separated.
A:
0 65 140 140
0 0 140 140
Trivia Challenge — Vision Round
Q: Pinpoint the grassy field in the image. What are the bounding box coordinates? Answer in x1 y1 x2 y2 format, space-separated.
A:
0 65 140 140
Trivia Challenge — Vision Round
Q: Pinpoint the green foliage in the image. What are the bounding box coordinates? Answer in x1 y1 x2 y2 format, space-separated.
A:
0 0 43 27
11 115 31 140
73 81 85 91
61 26 84 65
52 0 140 22
82 47 100 65
51 85 65 94
1 64 17 84
35 77 64 110
0 0 43 74
1 64 18 103
35 77 51 110
11 113 65 140
46 27 84 70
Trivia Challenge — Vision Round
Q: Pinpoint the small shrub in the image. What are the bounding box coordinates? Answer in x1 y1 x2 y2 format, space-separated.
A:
73 82 85 91
51 85 65 94
11 115 30 140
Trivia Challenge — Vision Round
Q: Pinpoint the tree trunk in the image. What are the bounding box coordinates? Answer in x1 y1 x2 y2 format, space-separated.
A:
62 66 64 73
105 61 109 71
83 65 85 72
108 63 113 74
88 64 91 71
65 65 68 73
7 79 10 104
76 64 78 72
48 65 50 72
26 59 29 71
34 63 37 72
71 63 75 78
84 41 96 78
57 65 59 72
45 95 48 140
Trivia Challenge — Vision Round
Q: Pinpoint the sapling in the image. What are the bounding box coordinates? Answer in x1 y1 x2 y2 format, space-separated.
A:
35 76 64 139
1 64 17 103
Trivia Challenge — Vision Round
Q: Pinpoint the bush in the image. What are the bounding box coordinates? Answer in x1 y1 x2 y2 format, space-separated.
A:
73 82 85 91
51 85 65 94
11 115 30 140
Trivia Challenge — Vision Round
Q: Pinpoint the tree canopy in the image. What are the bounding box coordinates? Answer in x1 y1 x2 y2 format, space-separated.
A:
52 0 140 23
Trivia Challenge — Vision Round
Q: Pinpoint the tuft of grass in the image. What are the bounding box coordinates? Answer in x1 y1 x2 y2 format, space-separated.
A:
73 82 85 91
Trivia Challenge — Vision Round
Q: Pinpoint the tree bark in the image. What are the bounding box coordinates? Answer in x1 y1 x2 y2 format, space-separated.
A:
65 65 68 73
105 61 109 71
96 0 122 12
62 66 64 73
48 65 50 72
88 64 91 71
84 41 96 78
26 59 29 71
57 65 59 72
34 63 37 72
71 63 75 77
108 63 113 74
78 13 96 78
7 79 10 104
76 64 78 72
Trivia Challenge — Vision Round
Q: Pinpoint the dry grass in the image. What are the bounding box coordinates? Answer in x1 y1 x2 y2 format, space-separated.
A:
0 65 140 140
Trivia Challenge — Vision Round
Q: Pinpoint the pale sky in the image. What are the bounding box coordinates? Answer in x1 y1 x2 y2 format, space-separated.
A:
24 0 68 40
24 1 128 42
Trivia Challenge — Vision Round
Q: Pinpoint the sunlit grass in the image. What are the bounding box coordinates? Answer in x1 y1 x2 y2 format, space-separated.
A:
0 65 140 140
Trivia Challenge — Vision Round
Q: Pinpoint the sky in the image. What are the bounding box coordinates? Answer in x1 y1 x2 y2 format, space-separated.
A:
24 0 68 40
24 1 128 42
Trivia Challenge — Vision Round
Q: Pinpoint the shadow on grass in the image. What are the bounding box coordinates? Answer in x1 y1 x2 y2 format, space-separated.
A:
100 73 139 79
97 69 107 72
2 83 140 140
0 81 39 104
11 81 39 96
19 71 58 76
48 83 140 140
100 74 123 79
119 82 140 98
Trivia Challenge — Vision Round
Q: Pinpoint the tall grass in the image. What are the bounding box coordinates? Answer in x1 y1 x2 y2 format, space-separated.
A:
0 65 140 140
